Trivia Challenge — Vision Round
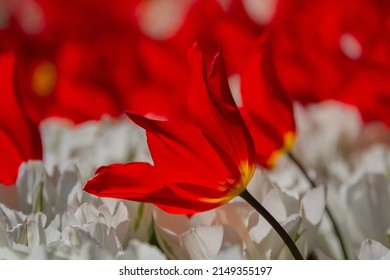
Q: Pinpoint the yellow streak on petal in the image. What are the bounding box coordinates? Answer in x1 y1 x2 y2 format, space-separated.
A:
31 61 57 97
267 131 296 168
199 161 255 205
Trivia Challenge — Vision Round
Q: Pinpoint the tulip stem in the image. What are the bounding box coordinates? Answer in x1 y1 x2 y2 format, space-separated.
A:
240 189 304 260
287 151 349 260
286 152 315 189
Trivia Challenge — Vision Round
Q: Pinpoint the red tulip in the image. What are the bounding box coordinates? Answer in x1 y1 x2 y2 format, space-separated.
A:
5 0 144 125
0 52 42 186
84 43 255 214
260 0 390 126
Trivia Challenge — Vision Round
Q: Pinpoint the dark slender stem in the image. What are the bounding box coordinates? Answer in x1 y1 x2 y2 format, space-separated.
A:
321 203 349 259
287 151 349 260
287 152 315 189
240 189 304 260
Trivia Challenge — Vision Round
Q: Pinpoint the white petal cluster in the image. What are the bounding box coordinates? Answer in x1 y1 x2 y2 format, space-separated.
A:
0 162 164 259
270 101 390 259
40 116 151 181
1 103 390 259
0 117 163 260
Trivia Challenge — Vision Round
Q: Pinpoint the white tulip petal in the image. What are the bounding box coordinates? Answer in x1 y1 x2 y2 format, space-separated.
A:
62 226 97 248
16 161 45 213
26 218 46 247
301 185 326 226
249 188 298 244
100 200 130 229
153 209 190 259
92 222 121 255
343 174 390 244
114 220 131 248
216 202 259 259
359 239 390 260
72 203 104 225
181 225 224 259
55 165 81 213
44 226 61 245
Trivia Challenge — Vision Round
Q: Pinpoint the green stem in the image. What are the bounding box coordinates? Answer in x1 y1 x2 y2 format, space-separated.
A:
287 151 349 260
240 189 304 260
38 182 44 213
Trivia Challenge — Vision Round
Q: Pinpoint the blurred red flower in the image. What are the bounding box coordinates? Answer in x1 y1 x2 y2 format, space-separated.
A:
258 0 390 125
0 52 42 186
3 0 264 125
5 0 155 124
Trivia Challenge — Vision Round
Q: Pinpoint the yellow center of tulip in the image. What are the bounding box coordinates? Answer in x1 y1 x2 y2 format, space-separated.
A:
199 161 255 205
31 61 57 97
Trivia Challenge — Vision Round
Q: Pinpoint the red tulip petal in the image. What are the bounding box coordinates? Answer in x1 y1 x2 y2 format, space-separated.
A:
84 162 163 199
126 112 239 190
85 162 225 214
153 195 221 214
240 39 296 167
152 184 226 214
187 43 255 168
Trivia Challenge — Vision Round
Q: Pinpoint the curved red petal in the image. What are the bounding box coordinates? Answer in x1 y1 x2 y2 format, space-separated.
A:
187 43 255 168
85 162 226 215
84 162 163 199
